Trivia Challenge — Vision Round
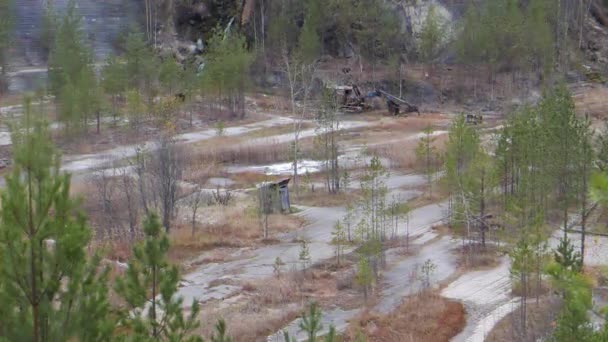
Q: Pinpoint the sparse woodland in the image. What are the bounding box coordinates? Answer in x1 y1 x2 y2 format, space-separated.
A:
1 0 608 341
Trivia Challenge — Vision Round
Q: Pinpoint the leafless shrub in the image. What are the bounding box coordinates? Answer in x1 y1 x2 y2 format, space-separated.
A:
153 136 183 232
212 186 232 206
130 135 184 233
242 282 256 292
252 277 297 306
186 186 211 236
91 168 120 240
87 164 141 242
117 166 140 240
336 270 355 290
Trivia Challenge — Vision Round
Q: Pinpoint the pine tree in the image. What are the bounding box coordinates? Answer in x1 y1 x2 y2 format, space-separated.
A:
202 28 253 118
510 235 534 337
299 239 311 271
419 4 446 64
101 54 127 123
554 235 582 273
454 0 555 93
331 221 347 266
299 302 323 342
524 0 555 77
298 17 321 64
455 3 482 65
0 97 113 341
0 0 12 93
48 0 97 133
596 122 608 172
115 213 202 341
463 150 497 247
40 0 57 59
444 114 480 229
574 116 593 265
125 89 146 132
539 85 579 238
316 87 341 194
356 256 373 301
124 29 159 107
416 126 438 198
324 325 336 342
419 259 437 289
211 319 232 342
48 0 90 94
359 156 388 240
591 172 608 209
159 56 183 95
546 257 594 341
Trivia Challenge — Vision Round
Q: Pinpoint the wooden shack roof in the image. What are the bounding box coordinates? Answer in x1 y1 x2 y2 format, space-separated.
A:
257 178 291 188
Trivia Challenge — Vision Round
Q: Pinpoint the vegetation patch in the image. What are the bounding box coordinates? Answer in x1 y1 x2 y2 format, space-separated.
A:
344 291 465 342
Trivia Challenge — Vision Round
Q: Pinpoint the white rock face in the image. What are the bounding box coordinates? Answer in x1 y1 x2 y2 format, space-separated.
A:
390 0 454 49
12 0 138 66
406 0 452 34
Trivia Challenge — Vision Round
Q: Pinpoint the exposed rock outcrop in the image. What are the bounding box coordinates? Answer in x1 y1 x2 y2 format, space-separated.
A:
11 0 139 67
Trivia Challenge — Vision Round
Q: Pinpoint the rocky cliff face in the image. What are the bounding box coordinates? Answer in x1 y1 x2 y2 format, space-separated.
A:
11 0 139 67
583 1 608 79
390 0 463 36
8 0 608 75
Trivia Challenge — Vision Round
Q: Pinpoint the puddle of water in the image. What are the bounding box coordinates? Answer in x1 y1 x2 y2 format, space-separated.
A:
207 177 235 187
227 160 323 175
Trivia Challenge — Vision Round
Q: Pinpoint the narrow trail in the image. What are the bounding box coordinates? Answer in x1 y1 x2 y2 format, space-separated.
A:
442 258 515 342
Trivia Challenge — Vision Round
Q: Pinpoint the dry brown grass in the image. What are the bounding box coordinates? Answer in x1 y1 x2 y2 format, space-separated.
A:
242 122 315 139
182 160 223 185
344 291 465 342
189 138 293 166
196 299 300 342
249 92 292 111
510 279 551 298
293 190 363 207
406 190 448 209
345 115 448 147
367 132 448 170
369 139 418 169
168 200 306 264
456 244 502 270
194 266 354 341
228 171 271 188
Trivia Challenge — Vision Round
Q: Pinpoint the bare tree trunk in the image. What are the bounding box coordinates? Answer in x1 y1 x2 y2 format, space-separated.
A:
151 263 157 337
260 0 266 70
154 136 182 233
135 149 150 216
120 168 137 239
480 168 486 248
581 136 589 265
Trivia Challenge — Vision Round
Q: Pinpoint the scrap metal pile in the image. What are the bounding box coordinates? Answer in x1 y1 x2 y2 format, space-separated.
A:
331 85 420 116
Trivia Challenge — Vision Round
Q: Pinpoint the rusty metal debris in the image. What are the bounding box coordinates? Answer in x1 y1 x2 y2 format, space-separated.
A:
466 114 483 125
